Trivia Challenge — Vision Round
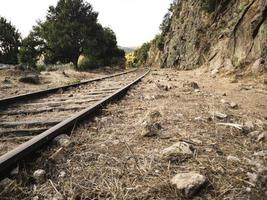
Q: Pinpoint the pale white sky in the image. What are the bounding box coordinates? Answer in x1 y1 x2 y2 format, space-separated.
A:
0 0 172 47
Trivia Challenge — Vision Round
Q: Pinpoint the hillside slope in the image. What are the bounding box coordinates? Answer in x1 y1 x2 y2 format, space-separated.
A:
147 0 267 74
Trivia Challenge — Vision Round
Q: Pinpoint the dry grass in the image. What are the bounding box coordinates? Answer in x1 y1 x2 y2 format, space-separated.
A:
1 68 266 199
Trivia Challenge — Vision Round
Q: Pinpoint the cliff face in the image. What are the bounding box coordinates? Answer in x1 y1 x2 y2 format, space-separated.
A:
147 0 267 74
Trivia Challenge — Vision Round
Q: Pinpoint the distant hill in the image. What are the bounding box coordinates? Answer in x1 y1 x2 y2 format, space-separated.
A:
119 46 137 54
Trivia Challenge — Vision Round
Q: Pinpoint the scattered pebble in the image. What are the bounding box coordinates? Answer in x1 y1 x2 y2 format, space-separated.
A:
141 110 162 137
242 121 255 134
161 142 194 161
227 155 240 162
141 121 162 137
53 134 72 147
171 172 207 197
257 132 265 142
33 169 46 184
59 171 66 178
212 111 228 119
230 102 238 109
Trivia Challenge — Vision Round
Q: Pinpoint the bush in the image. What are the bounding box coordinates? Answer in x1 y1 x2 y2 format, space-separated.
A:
77 55 99 70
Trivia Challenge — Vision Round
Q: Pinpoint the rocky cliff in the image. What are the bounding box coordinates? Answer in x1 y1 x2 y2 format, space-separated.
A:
147 0 267 74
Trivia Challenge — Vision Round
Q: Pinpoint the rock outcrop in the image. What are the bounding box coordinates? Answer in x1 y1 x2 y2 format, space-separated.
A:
147 0 267 74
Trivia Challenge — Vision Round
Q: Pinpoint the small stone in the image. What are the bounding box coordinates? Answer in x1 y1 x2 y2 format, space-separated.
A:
194 116 205 121
53 134 72 147
227 155 240 162
171 172 207 197
220 99 229 104
248 131 261 139
257 132 265 142
212 111 228 119
161 142 194 161
190 82 199 89
141 121 162 137
33 196 39 200
33 169 46 184
230 102 238 109
242 121 255 134
246 187 252 193
59 171 66 178
190 138 203 145
254 150 267 157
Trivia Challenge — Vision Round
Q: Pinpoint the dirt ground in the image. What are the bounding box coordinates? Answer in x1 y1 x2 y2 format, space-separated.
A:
1 68 267 199
0 67 123 99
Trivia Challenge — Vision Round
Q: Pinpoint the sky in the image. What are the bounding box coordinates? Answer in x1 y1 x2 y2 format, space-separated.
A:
0 0 172 47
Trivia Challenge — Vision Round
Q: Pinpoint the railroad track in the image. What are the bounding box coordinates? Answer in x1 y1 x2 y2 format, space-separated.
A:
0 69 149 179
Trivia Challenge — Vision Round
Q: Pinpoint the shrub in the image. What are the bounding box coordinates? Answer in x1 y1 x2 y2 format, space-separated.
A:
77 55 99 70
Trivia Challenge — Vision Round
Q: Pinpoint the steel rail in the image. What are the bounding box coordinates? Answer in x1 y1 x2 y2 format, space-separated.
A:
0 69 137 107
0 69 150 180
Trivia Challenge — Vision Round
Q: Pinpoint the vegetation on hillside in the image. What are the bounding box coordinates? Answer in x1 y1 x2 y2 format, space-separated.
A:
0 16 21 64
129 0 178 67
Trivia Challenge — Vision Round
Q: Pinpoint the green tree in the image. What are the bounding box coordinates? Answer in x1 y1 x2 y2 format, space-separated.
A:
0 16 21 64
38 0 99 66
18 31 44 68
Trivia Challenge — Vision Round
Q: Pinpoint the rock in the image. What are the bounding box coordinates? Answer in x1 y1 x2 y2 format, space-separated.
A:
53 134 72 147
190 138 203 145
161 142 194 161
157 83 172 91
248 131 265 142
227 155 240 162
230 102 238 109
248 131 261 139
242 121 255 134
33 169 46 183
59 171 66 178
254 150 267 157
141 110 162 137
190 82 199 89
220 99 229 104
19 74 40 84
171 172 207 197
141 121 162 137
212 111 228 119
257 132 265 142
